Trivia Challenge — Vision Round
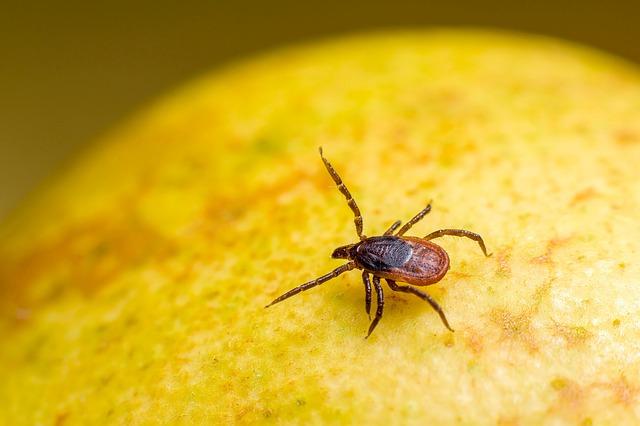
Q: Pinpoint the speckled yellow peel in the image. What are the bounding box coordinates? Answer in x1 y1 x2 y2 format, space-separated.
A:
2 30 640 424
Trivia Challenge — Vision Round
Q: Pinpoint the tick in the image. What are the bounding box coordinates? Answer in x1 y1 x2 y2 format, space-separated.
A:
266 148 491 338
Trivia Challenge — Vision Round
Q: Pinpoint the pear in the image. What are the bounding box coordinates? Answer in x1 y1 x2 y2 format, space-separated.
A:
2 30 640 424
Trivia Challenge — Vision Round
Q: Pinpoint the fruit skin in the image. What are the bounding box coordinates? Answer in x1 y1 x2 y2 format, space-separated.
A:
2 29 640 424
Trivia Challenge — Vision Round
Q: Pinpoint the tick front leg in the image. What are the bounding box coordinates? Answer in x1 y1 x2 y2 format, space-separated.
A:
383 220 402 236
386 279 453 332
366 276 384 338
423 228 492 257
396 202 432 236
265 262 355 307
361 271 372 319
319 147 366 240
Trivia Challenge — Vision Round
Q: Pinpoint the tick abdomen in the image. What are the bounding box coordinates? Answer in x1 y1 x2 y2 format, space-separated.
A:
356 236 450 286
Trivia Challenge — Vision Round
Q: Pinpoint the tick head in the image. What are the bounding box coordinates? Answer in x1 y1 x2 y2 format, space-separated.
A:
331 243 357 260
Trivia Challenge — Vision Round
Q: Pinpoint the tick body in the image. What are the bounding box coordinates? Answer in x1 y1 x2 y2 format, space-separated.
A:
341 236 450 286
266 148 492 338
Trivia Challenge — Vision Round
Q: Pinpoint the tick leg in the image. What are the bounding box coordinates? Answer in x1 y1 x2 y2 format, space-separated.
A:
383 220 402 236
361 271 372 319
423 228 492 257
265 262 355 307
396 203 432 236
386 279 453 331
366 276 384 338
319 147 366 240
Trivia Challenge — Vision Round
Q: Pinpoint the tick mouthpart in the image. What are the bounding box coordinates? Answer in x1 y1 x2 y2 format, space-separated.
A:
331 243 356 259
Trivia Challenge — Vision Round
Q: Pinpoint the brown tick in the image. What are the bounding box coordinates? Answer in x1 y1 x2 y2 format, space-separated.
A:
266 148 492 338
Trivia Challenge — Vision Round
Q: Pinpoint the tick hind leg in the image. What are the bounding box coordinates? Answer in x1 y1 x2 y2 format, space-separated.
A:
396 203 432 236
361 271 372 319
424 229 492 257
266 262 355 307
319 147 365 240
386 279 453 332
366 276 384 338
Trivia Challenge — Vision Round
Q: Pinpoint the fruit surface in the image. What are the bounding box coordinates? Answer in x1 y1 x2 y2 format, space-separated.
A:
2 30 640 424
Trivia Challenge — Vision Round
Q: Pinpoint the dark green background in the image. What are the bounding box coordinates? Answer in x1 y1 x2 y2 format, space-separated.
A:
1 1 638 218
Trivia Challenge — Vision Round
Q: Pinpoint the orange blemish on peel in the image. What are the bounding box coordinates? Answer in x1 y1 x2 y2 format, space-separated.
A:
614 128 640 145
569 187 599 206
494 249 512 278
531 236 573 265
487 280 553 353
551 321 592 347
0 214 175 321
463 328 484 355
547 377 588 420
490 308 538 353
605 375 640 407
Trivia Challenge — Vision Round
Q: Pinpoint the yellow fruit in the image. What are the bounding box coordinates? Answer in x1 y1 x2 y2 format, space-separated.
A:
2 30 640 424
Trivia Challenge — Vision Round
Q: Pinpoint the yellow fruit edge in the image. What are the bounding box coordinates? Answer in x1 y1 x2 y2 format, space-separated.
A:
2 29 640 424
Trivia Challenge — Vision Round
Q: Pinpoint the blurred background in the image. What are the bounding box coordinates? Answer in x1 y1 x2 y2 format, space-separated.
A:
1 0 638 219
